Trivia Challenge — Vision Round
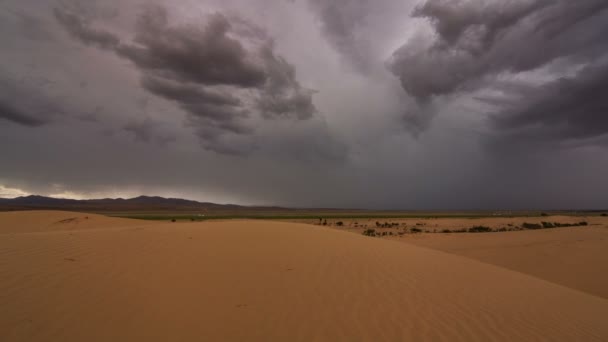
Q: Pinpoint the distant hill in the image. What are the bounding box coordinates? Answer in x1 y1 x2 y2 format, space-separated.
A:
0 195 271 212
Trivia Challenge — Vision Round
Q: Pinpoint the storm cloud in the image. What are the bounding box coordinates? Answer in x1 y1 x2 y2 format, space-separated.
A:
490 61 608 144
1 0 607 209
387 0 608 140
54 3 318 154
0 75 61 127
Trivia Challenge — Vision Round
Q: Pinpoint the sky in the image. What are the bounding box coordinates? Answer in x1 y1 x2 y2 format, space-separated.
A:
1 0 607 210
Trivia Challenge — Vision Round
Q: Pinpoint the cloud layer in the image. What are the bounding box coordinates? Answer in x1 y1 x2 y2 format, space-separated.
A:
387 0 608 141
1 0 607 209
54 3 318 154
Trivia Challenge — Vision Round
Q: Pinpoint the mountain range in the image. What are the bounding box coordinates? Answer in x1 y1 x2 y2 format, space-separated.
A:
0 195 275 212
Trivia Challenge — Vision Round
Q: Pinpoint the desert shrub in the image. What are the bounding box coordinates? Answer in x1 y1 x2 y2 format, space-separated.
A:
541 212 549 217
362 229 376 237
498 227 508 232
579 221 588 226
601 213 607 217
171 219 176 223
411 228 423 233
336 221 344 227
382 232 388 236
522 222 542 230
541 221 554 228
323 220 327 226
468 226 492 233
389 232 393 236
554 222 576 227
442 229 452 233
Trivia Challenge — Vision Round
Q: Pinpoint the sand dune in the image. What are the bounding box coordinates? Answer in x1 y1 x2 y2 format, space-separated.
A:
1 212 607 341
0 211 157 234
402 226 608 299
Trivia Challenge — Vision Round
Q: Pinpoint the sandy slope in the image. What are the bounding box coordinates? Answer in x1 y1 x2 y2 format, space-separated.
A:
0 211 157 234
1 212 607 341
402 226 608 299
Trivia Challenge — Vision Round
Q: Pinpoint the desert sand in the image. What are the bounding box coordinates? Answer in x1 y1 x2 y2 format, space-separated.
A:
1 211 608 341
402 225 608 299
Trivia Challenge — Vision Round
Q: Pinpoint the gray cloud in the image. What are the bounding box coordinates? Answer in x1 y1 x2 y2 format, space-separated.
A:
0 76 59 127
307 0 413 75
53 7 120 49
490 61 608 143
257 45 317 120
123 117 177 146
117 7 267 88
307 0 375 73
2 0 607 210
387 0 608 140
0 100 47 127
54 3 318 154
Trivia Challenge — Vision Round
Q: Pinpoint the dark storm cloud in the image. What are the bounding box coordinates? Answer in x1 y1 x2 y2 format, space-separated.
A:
54 4 318 154
387 0 608 141
140 76 245 125
52 7 120 49
116 7 267 88
0 76 60 127
0 100 47 127
306 0 413 75
307 0 375 72
257 46 317 120
491 61 608 143
389 0 608 99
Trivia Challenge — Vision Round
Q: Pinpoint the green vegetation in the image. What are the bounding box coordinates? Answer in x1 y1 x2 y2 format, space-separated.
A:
108 211 561 222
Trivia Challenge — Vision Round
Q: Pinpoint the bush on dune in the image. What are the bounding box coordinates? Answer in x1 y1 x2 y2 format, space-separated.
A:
468 226 493 233
522 222 542 229
362 229 376 237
